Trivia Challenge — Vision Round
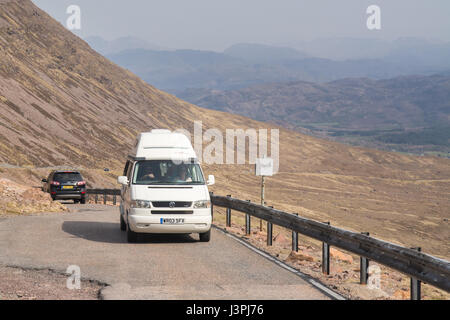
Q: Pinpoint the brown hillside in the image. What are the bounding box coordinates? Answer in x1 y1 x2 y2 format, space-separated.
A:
0 0 449 258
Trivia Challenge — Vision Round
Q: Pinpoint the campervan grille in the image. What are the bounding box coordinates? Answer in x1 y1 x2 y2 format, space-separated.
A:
152 201 192 208
151 210 194 215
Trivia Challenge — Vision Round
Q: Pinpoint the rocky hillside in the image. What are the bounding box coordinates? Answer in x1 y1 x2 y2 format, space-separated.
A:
176 75 450 153
0 0 449 257
0 0 236 168
0 178 66 215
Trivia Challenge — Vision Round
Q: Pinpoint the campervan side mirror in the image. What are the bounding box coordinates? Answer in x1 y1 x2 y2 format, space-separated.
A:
207 175 215 186
118 176 129 185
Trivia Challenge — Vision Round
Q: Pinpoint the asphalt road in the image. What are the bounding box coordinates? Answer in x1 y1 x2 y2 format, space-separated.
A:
0 204 331 300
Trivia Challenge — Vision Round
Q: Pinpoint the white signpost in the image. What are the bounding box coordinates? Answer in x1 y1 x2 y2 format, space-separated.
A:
256 157 274 231
256 157 274 177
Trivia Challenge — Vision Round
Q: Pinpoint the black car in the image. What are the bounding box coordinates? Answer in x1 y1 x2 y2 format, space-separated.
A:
42 171 87 204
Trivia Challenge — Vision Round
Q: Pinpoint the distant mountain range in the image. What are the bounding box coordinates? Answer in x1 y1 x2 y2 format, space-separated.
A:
283 37 450 62
176 74 450 154
103 41 450 92
224 43 310 63
83 36 450 154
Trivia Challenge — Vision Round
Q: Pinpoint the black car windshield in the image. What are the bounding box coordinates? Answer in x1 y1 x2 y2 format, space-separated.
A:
132 160 205 185
53 172 83 182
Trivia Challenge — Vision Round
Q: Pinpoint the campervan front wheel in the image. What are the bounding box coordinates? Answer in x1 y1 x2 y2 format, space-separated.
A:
120 214 126 231
126 217 138 243
127 228 138 243
199 230 211 242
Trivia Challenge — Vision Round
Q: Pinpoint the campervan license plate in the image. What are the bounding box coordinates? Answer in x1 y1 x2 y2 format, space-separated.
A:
160 218 185 225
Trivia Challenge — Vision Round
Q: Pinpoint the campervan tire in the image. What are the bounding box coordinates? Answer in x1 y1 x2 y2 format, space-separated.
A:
199 229 211 242
127 228 138 243
120 214 126 231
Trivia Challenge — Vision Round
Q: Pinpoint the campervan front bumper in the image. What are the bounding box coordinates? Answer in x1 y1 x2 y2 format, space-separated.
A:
128 208 212 234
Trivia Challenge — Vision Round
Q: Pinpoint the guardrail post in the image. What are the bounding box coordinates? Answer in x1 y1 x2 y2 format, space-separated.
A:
185 194 449 293
292 213 299 252
322 222 330 275
210 192 214 219
267 222 273 246
410 247 422 300
245 200 251 235
267 206 273 246
103 191 107 205
95 194 98 204
226 195 232 227
322 242 330 275
360 232 370 285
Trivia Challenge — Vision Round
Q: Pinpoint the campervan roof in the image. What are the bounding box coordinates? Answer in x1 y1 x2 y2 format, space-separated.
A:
129 130 197 161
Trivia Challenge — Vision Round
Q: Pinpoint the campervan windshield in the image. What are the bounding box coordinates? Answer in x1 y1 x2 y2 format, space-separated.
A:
132 160 206 185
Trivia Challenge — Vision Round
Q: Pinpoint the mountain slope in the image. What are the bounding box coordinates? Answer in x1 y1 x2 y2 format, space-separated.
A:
0 0 227 167
0 0 449 257
176 75 450 153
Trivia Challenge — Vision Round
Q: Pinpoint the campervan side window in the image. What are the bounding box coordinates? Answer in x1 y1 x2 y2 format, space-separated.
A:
132 160 205 185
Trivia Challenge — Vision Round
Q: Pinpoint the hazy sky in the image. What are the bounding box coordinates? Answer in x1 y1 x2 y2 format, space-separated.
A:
32 0 450 51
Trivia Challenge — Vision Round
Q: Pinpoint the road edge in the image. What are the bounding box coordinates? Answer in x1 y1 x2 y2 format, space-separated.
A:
212 225 347 300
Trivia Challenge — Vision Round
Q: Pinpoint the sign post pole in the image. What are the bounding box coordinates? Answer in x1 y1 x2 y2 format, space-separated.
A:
260 175 265 231
256 157 273 232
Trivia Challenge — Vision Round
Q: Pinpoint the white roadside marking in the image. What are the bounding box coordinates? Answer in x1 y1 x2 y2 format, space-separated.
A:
214 226 346 300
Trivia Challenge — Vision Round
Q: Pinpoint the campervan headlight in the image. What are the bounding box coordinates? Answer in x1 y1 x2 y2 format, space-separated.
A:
193 200 211 209
131 200 152 209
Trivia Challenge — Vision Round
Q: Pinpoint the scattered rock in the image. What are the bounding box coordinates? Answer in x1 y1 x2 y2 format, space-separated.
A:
273 233 290 245
331 266 343 274
285 250 315 263
393 289 410 300
0 178 67 215
330 248 353 264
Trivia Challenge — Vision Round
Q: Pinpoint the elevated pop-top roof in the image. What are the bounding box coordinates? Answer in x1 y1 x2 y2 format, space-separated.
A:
129 130 197 161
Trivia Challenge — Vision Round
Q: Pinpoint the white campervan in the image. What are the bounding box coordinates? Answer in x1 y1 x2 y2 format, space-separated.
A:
117 130 215 243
